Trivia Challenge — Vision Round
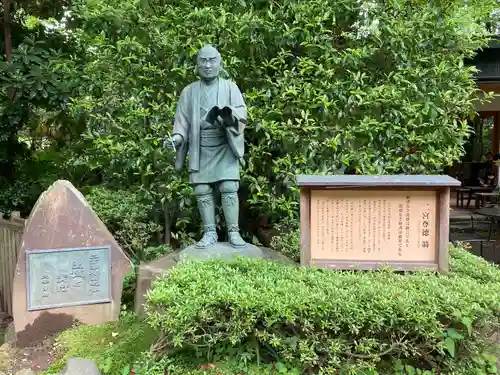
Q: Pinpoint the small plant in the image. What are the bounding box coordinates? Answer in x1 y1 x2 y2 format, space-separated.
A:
41 313 157 375
271 222 300 262
141 244 174 262
121 271 137 311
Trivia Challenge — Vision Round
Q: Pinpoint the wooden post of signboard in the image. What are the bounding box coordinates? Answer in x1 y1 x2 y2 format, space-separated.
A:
296 175 461 273
438 186 451 273
299 188 311 267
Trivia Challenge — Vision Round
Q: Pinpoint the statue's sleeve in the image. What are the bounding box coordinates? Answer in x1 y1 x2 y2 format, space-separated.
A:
172 87 190 172
225 82 246 161
228 82 247 135
173 87 190 142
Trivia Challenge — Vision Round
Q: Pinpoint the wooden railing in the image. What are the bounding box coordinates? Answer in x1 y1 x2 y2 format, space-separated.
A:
0 212 25 316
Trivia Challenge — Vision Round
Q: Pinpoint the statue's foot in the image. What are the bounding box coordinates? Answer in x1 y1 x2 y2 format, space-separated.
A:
228 231 246 248
195 232 218 249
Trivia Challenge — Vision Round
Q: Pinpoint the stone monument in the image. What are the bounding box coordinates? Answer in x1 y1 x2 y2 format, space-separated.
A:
12 180 132 346
165 44 262 258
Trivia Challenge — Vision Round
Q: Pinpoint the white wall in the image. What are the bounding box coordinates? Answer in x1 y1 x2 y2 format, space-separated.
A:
475 94 500 111
475 84 500 111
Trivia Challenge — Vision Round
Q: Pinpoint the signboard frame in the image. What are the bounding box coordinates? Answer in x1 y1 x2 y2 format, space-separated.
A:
297 175 461 273
25 245 112 311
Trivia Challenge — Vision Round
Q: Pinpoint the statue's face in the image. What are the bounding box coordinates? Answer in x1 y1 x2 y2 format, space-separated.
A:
197 48 221 80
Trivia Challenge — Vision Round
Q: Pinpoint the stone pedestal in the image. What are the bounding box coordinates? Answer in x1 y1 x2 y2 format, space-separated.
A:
134 254 177 318
177 242 264 262
134 242 293 318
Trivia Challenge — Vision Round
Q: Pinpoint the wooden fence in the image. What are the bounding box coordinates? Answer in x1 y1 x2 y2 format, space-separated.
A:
0 212 25 316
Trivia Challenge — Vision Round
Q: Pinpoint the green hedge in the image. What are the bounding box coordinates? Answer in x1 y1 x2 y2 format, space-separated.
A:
145 244 500 374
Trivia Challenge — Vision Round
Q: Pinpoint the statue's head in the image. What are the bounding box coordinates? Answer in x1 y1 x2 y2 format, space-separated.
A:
197 44 221 81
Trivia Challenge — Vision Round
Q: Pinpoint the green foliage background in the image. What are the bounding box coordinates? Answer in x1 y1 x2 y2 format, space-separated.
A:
0 0 498 249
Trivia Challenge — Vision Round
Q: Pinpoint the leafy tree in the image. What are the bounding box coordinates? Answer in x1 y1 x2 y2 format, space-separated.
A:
14 0 498 244
58 0 495 245
0 0 78 212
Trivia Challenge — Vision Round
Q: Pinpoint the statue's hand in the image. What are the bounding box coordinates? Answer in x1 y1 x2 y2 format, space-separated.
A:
164 134 183 149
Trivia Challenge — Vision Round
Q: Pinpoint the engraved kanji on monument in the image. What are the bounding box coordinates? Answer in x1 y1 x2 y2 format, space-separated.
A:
12 180 132 346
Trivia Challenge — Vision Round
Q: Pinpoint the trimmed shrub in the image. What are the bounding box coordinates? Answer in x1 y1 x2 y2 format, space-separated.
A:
145 244 500 374
132 352 285 375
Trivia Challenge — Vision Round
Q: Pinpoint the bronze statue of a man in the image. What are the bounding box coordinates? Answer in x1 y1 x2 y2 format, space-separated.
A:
166 45 247 249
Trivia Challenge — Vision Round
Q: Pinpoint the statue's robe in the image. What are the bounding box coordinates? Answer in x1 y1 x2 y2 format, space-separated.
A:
173 78 247 185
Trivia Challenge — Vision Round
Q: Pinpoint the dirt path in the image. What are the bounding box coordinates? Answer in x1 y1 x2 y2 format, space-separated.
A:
0 340 58 374
6 338 58 373
0 313 58 374
0 313 10 346
0 312 12 372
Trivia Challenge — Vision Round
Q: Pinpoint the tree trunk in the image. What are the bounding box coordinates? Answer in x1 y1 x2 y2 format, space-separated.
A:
3 0 12 63
3 0 15 100
163 202 172 245
153 207 163 244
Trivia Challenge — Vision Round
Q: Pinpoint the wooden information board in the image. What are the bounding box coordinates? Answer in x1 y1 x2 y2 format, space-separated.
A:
297 175 461 272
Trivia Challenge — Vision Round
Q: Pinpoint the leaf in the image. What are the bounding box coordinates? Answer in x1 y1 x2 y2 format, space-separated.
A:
461 317 473 335
276 362 288 373
102 357 113 373
444 337 455 358
446 328 464 340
